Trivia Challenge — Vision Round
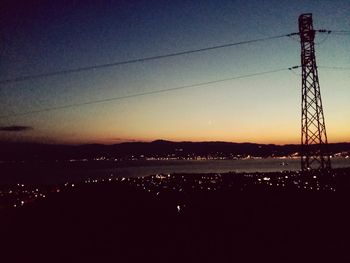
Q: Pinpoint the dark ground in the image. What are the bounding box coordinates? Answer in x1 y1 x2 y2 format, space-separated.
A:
1 169 350 262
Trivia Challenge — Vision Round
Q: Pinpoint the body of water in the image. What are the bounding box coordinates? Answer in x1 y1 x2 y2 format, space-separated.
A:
113 157 350 177
1 157 350 185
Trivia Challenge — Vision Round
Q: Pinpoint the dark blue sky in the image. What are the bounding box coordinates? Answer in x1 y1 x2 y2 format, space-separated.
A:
0 1 349 144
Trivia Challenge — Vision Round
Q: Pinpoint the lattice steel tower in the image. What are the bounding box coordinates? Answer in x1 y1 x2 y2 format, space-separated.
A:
299 13 331 170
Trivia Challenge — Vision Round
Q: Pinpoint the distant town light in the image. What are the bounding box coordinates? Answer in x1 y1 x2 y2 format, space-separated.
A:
177 205 181 213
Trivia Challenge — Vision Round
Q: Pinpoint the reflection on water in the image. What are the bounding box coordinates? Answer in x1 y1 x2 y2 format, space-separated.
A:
113 158 350 177
1 158 350 184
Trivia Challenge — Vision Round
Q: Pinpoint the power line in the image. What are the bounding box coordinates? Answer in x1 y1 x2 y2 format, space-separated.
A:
287 59 350 74
317 29 350 35
0 67 294 119
288 65 301 77
331 30 350 34
318 66 350 70
0 33 297 85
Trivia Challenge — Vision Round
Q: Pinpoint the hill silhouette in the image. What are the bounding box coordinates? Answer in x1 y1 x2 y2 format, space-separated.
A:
0 140 349 161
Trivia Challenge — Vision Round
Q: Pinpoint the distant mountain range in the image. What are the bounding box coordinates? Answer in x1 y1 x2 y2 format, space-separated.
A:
0 140 349 161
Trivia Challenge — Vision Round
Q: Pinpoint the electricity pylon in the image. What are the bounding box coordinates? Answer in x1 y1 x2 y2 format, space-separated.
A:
299 13 331 170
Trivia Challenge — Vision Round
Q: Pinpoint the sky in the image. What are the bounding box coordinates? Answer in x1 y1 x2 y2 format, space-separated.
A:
0 0 349 145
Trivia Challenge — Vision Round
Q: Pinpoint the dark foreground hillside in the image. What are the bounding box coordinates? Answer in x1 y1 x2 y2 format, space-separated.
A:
1 169 350 262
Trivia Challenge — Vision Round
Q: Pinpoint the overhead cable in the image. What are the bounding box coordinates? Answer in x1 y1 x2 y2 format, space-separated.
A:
0 33 297 85
0 67 295 119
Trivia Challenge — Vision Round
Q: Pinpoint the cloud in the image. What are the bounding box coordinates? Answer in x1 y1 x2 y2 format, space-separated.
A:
0 125 33 132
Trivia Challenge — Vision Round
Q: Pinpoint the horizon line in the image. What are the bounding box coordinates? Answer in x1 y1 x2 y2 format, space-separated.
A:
1 139 350 147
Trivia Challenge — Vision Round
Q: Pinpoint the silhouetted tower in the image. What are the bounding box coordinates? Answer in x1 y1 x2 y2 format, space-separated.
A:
299 13 331 170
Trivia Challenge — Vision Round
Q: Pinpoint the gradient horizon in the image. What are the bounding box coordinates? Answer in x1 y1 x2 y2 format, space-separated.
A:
0 1 349 145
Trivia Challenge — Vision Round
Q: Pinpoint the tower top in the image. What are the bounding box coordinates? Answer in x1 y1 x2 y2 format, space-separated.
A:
299 13 315 42
299 13 312 18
